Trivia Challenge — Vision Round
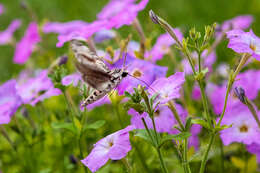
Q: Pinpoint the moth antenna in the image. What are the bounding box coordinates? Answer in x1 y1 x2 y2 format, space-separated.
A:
127 73 157 93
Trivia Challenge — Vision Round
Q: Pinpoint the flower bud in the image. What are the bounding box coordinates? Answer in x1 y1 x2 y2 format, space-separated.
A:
149 10 159 24
234 87 246 104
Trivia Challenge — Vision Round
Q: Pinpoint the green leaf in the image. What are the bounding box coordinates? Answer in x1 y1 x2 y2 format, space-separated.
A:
134 129 156 146
124 91 132 98
191 118 210 129
84 120 106 130
185 117 192 130
215 124 232 132
159 132 191 147
51 122 76 134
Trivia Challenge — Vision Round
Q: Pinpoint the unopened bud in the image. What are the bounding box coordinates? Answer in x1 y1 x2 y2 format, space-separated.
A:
149 10 159 24
234 87 246 104
58 55 68 66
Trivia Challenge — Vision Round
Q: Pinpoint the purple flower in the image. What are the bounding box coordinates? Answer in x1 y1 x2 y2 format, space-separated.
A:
189 124 202 150
226 29 260 60
192 85 201 100
219 104 260 146
85 97 111 111
112 54 167 95
43 20 89 35
145 30 183 62
0 19 21 45
97 0 149 28
81 125 135 172
0 80 22 124
13 22 41 64
0 4 4 15
182 50 216 75
62 73 82 87
207 70 260 114
148 72 185 104
247 143 260 163
219 15 253 33
128 103 186 133
17 70 61 106
56 20 109 47
94 29 116 43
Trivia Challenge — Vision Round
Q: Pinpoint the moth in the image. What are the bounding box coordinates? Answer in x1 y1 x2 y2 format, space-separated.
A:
70 39 128 106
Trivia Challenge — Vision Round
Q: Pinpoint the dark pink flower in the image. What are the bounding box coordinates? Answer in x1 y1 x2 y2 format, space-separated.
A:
81 125 135 172
13 22 41 64
0 19 21 45
97 0 149 28
148 72 185 104
226 29 260 60
56 20 109 47
0 80 22 124
43 20 89 35
17 70 61 106
145 30 183 62
192 85 201 100
219 104 260 146
62 73 82 87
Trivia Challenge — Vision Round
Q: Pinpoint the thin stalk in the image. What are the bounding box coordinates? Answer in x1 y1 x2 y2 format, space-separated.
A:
157 148 169 173
217 53 251 125
122 158 132 173
167 101 185 130
245 98 260 129
132 141 150 173
219 137 224 172
199 133 215 173
115 104 124 128
133 18 146 57
63 93 76 130
198 51 202 73
183 139 191 173
0 125 16 151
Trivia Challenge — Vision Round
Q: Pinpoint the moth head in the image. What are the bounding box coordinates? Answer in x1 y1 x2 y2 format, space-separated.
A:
122 71 128 78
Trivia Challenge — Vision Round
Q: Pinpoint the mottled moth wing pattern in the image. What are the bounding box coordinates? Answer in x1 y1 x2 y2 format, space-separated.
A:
70 39 128 106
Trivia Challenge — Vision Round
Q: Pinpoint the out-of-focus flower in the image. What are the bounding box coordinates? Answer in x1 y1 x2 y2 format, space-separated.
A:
85 97 111 111
189 124 202 150
207 70 260 114
13 22 41 64
216 63 229 77
182 50 216 75
219 104 260 146
97 0 149 28
0 80 22 124
192 85 201 100
56 20 109 47
0 19 21 45
0 4 4 15
226 29 260 60
62 73 82 87
43 20 89 35
17 70 61 106
94 29 116 43
145 30 183 62
81 125 135 172
111 54 167 95
148 72 185 104
247 143 260 163
216 15 253 38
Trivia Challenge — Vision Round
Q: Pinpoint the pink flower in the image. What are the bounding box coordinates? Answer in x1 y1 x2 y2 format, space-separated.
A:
81 125 135 172
216 15 253 38
43 20 89 35
0 80 22 124
13 22 41 64
94 29 116 43
226 29 260 60
0 19 21 45
148 72 185 104
56 20 109 47
192 85 201 100
97 0 149 28
219 104 260 146
145 30 183 62
62 73 82 87
17 70 61 106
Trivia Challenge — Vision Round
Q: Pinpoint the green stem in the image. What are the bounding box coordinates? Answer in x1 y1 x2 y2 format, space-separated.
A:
157 148 168 173
219 137 224 172
167 101 185 130
183 139 191 173
0 125 16 151
132 141 150 173
115 104 124 128
122 158 132 173
199 133 215 173
218 53 251 125
245 98 260 129
63 93 76 130
198 51 202 73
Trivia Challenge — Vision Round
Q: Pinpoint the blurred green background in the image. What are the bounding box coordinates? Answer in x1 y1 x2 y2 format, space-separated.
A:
1 0 260 82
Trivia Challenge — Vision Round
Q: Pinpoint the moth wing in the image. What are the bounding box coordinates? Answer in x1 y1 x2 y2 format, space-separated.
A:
70 39 110 73
75 62 112 91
